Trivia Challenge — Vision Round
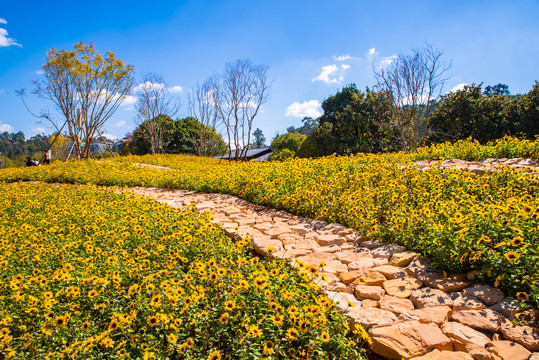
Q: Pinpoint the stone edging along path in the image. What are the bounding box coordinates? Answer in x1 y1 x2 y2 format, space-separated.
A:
128 184 539 360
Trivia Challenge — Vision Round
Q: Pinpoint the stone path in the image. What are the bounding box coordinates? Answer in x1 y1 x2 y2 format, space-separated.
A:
129 185 539 360
414 157 539 175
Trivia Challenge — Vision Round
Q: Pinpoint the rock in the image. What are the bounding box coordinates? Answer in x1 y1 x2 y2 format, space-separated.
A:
500 319 539 351
361 299 379 307
379 296 415 314
321 260 348 275
348 269 387 287
369 321 453 359
355 284 386 301
336 249 373 264
371 244 407 259
490 297 522 318
315 234 347 246
340 271 363 285
274 248 311 259
530 354 539 360
390 251 419 267
360 240 387 249
289 224 311 235
451 309 503 332
423 273 472 292
316 245 341 256
296 251 336 267
411 350 474 360
449 292 487 311
399 306 452 326
348 257 388 270
264 226 291 238
463 285 505 306
453 342 499 360
346 307 397 330
251 237 283 256
384 277 424 298
375 265 408 279
328 282 354 294
326 291 361 312
486 340 532 360
410 288 454 308
441 322 491 348
406 257 435 280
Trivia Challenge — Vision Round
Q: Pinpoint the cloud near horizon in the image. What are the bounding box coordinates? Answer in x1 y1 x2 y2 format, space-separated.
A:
0 121 14 132
312 64 350 84
285 100 322 118
0 18 21 48
449 83 468 93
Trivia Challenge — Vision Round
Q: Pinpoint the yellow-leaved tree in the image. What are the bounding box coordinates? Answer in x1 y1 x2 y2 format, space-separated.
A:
26 42 134 159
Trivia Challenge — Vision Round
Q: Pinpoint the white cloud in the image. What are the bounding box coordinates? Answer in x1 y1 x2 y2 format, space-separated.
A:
0 122 14 132
35 70 44 75
0 89 4 93
312 64 350 84
168 85 183 93
449 83 468 93
379 55 397 69
120 95 137 110
0 19 21 48
333 54 359 61
101 133 118 141
367 47 378 58
133 81 165 93
32 127 45 133
115 120 128 127
285 100 322 118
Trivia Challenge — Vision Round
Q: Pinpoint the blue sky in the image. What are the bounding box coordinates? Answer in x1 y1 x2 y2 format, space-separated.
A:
1 0 538 142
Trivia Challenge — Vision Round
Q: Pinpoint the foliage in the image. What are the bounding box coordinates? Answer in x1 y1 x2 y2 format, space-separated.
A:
0 132 51 167
2 137 539 308
31 42 134 159
269 133 305 161
0 182 366 359
429 82 539 143
286 117 318 136
120 117 227 157
251 128 266 148
296 86 395 158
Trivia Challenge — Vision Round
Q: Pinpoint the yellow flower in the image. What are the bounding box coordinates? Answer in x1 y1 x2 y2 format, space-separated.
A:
505 252 519 262
321 331 330 342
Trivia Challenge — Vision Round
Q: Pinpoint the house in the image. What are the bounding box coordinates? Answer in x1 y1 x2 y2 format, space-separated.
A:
215 147 273 161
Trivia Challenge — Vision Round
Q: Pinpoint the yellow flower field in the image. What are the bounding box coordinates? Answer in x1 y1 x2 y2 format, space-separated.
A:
0 182 366 359
0 136 538 309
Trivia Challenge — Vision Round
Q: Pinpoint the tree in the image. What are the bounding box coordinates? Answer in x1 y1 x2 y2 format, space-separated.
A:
484 83 510 96
252 128 266 148
188 78 220 157
24 42 134 159
269 132 305 160
212 59 271 161
134 73 180 154
374 44 451 151
296 85 395 158
48 134 70 161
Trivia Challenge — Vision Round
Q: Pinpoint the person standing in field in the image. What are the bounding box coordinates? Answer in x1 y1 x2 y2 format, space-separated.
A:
44 149 51 165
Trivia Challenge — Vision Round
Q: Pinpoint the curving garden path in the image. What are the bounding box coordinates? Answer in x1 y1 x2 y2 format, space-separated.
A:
128 181 539 360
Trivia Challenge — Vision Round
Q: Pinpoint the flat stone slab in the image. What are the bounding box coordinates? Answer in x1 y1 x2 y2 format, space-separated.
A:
486 340 532 360
410 288 454 308
449 292 486 311
440 322 491 348
369 321 453 359
355 284 386 301
389 251 419 267
348 269 387 287
463 284 505 306
490 297 522 318
399 306 452 326
411 349 473 360
384 277 424 298
375 265 408 279
500 319 539 351
346 307 397 330
315 234 347 246
379 296 415 314
451 309 503 332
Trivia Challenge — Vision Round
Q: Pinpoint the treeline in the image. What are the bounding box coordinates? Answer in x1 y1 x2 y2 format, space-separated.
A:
0 132 49 167
270 81 539 160
119 116 228 156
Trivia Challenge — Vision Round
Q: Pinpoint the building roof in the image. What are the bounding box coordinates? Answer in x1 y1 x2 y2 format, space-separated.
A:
215 147 272 160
